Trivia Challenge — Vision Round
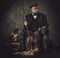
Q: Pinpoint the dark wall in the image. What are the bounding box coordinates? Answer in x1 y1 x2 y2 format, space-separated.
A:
0 0 60 46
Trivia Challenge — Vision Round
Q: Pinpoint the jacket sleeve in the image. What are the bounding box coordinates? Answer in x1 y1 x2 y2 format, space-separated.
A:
42 14 49 27
24 15 30 30
41 14 49 35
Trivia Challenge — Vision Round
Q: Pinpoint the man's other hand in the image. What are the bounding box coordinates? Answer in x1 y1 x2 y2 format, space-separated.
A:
38 28 41 31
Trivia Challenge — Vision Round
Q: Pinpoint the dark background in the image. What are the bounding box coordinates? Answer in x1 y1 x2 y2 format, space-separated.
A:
0 0 60 58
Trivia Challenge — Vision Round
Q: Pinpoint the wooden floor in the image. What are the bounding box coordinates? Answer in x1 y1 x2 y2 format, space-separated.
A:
1 47 60 58
13 50 34 56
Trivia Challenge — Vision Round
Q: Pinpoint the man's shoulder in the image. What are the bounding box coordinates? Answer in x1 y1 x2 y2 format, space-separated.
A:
26 13 32 17
26 12 46 17
38 12 46 16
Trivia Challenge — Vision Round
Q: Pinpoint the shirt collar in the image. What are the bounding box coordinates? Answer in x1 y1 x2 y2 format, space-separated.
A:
32 12 38 16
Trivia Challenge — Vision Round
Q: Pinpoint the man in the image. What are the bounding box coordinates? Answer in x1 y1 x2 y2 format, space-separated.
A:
24 3 49 53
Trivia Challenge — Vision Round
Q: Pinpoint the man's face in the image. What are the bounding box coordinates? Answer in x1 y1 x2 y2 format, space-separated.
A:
31 6 39 13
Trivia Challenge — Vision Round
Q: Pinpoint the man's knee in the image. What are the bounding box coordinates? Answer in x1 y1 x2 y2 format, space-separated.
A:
34 31 40 36
33 31 40 39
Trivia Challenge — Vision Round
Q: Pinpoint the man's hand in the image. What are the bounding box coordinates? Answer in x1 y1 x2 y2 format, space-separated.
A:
41 26 46 34
38 28 41 31
42 26 46 29
24 20 28 26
